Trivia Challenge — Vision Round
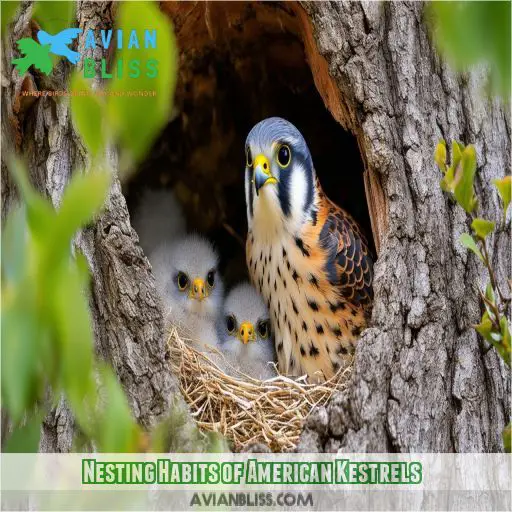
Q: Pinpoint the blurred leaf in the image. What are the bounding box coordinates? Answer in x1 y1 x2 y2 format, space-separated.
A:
1 204 27 284
452 140 463 170
453 145 478 213
434 140 447 172
485 282 495 305
475 313 494 343
1 289 41 422
499 317 511 366
493 175 511 214
428 2 511 98
55 169 110 243
471 218 495 240
4 413 43 453
504 423 511 453
70 73 105 157
1 0 20 34
8 157 56 238
106 0 178 165
33 1 75 34
458 233 484 262
96 365 140 452
52 263 96 425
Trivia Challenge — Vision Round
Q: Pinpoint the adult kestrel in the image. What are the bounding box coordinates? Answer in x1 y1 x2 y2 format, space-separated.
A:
244 117 373 382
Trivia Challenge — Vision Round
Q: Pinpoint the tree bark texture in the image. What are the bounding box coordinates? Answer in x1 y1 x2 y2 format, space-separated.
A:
2 1 510 454
296 1 511 452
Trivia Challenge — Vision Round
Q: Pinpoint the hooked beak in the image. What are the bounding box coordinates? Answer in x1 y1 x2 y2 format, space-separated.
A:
237 321 256 344
189 278 207 301
253 154 277 195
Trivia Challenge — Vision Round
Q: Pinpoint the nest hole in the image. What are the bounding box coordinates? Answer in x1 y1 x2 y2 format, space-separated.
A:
125 1 374 287
124 2 375 451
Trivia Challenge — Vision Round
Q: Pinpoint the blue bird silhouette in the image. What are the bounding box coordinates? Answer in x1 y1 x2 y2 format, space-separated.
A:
37 28 82 64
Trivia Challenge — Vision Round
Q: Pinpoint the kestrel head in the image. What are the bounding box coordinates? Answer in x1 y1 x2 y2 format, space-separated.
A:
150 234 224 324
218 282 272 346
244 117 316 230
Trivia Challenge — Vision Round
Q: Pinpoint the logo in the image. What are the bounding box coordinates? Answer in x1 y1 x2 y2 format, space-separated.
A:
12 28 82 75
12 28 159 78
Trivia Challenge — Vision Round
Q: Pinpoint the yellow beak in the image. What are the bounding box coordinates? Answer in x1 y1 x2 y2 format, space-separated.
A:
238 321 256 344
189 277 207 301
253 154 277 194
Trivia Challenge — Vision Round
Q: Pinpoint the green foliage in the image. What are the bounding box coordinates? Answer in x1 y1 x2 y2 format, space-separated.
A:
439 140 478 213
471 218 495 241
493 176 511 217
458 233 484 263
435 140 511 371
106 1 178 166
427 1 511 98
70 73 105 157
33 1 75 34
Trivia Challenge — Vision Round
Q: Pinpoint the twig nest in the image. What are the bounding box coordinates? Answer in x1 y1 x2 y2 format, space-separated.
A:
168 326 352 452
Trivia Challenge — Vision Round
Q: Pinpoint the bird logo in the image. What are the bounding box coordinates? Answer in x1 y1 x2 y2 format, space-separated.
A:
37 28 82 65
11 38 53 75
11 28 82 75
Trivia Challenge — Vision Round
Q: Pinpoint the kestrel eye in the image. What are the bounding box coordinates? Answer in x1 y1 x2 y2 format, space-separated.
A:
226 315 236 334
207 270 215 288
257 320 269 339
277 144 291 168
176 272 189 291
246 147 253 168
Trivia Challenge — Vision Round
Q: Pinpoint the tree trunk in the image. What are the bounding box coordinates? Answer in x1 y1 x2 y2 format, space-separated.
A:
2 1 510 454
297 1 511 452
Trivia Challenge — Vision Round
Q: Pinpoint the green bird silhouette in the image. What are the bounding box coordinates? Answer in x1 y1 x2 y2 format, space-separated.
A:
12 38 53 75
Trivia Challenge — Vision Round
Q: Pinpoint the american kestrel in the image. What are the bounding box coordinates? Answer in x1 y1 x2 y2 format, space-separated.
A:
244 117 373 382
133 189 222 351
217 282 276 380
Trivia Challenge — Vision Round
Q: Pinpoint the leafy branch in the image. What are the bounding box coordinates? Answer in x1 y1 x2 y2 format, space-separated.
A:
435 140 511 365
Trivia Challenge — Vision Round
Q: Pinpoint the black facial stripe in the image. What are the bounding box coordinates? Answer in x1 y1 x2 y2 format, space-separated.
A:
247 170 254 219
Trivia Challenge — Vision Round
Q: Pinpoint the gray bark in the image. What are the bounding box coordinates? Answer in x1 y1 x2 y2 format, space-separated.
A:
297 1 511 452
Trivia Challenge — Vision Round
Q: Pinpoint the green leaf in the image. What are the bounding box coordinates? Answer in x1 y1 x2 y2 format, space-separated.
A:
458 233 484 262
96 365 140 452
434 140 447 172
48 170 110 265
493 176 511 214
1 287 41 422
453 145 478 213
471 218 495 240
106 1 178 165
70 73 105 157
52 263 96 425
504 423 511 453
4 413 43 453
499 317 511 366
475 313 494 343
1 204 27 285
428 2 511 98
485 282 495 305
452 140 464 170
1 0 20 34
33 1 75 34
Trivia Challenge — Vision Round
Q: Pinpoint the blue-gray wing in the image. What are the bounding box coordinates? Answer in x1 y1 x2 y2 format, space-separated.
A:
53 28 82 44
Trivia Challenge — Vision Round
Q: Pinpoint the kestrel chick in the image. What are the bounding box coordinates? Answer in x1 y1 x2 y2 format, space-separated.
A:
244 117 373 382
150 234 224 351
217 283 276 380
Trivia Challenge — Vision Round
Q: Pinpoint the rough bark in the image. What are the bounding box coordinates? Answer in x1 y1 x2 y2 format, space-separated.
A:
297 1 511 452
2 1 181 451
